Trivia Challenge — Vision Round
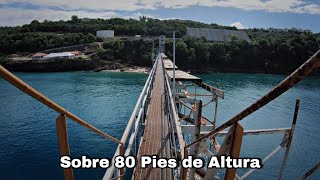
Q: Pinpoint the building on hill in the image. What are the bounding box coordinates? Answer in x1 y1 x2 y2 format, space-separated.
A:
96 30 114 39
32 53 48 60
186 27 251 43
68 51 81 56
44 52 75 59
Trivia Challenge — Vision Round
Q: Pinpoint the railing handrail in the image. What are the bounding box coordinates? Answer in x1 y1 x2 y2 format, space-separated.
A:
162 58 186 158
119 55 158 144
186 49 320 148
103 54 159 179
0 65 122 145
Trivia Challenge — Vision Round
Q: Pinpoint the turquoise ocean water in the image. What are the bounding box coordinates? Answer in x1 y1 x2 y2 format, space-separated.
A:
0 71 319 179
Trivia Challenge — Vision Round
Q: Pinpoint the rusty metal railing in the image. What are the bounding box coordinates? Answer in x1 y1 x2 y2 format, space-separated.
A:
103 53 158 179
187 49 320 147
0 65 125 180
186 49 320 179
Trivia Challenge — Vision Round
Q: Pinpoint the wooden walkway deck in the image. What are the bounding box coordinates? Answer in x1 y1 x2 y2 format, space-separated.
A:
134 59 173 180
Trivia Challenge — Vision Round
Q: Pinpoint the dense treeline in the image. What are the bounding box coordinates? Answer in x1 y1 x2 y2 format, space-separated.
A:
97 39 153 66
169 29 320 74
98 30 320 74
0 16 235 55
0 32 96 54
1 16 234 37
1 16 320 74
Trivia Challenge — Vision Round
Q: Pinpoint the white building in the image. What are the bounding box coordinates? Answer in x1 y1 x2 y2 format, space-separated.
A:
96 30 114 39
186 27 251 43
44 52 75 59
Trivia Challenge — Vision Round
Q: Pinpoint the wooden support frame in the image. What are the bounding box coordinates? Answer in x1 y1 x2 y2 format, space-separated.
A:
56 114 74 180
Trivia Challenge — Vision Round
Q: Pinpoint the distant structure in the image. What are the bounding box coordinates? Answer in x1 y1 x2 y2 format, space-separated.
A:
68 51 81 56
186 27 251 43
96 30 114 39
44 52 75 59
159 35 166 53
32 53 48 60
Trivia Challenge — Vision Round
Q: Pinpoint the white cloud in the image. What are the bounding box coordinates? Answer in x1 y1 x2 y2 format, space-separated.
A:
0 0 319 26
230 22 247 29
0 8 120 26
0 8 159 26
2 0 320 14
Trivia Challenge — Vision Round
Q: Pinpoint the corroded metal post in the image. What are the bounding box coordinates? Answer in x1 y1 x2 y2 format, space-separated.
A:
56 114 74 180
180 147 188 180
204 126 235 180
119 144 125 180
277 99 300 180
300 162 320 180
190 100 202 180
225 123 244 180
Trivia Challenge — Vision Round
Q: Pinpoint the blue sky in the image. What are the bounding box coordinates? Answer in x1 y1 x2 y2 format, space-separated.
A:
0 0 319 32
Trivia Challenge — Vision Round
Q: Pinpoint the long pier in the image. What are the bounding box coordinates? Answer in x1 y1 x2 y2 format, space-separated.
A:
0 43 319 179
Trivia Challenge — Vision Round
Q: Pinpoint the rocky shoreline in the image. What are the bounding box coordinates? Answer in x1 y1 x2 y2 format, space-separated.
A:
0 59 144 73
1 58 319 76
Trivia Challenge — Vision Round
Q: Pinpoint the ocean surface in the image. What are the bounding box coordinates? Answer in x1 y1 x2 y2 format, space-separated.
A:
0 71 319 180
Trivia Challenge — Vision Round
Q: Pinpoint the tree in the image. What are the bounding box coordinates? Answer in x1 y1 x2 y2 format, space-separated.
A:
71 15 79 23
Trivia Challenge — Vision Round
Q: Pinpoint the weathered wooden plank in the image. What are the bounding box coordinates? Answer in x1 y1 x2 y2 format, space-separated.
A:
134 55 173 180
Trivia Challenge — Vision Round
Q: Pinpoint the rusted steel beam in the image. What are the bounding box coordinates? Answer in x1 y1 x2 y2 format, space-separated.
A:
56 114 74 180
0 65 122 145
177 93 214 97
180 147 188 180
277 99 300 180
241 146 282 179
119 144 125 180
225 123 244 180
186 49 320 148
195 82 224 99
300 162 320 180
190 100 202 180
204 126 235 180
214 127 291 137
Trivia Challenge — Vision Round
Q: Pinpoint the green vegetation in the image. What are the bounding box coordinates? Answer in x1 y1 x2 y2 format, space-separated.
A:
1 16 320 74
97 39 153 66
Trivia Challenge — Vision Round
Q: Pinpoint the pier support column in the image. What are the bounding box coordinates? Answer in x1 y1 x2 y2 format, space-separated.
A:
56 114 74 180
